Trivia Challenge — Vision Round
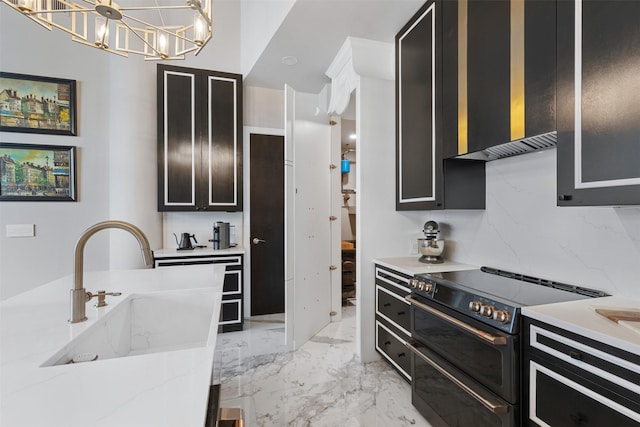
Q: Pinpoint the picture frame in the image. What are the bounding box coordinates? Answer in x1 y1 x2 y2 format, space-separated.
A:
0 143 77 202
0 72 77 136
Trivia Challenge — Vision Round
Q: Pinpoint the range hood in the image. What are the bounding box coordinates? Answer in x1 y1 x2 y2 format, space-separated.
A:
455 131 557 162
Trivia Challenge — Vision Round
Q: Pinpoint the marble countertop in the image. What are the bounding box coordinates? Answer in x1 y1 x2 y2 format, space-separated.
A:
154 246 245 258
1 265 225 427
374 256 478 276
522 296 640 355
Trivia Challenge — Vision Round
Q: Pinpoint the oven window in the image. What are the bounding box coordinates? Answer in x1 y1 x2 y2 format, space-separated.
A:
413 353 516 427
412 303 515 396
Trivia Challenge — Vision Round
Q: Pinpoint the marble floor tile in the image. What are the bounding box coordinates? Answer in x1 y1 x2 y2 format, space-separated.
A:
216 307 432 427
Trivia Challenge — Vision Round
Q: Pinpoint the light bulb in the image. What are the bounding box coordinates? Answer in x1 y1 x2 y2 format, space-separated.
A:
94 17 109 48
194 14 206 45
157 32 169 58
17 0 37 12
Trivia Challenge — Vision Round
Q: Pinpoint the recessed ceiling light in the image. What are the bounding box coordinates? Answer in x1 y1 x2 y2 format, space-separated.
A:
281 56 298 66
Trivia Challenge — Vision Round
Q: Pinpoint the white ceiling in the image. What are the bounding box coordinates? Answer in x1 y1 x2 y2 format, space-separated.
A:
243 0 425 93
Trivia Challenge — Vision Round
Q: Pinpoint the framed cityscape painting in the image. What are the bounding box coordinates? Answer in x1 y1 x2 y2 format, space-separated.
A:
0 143 77 201
0 72 77 135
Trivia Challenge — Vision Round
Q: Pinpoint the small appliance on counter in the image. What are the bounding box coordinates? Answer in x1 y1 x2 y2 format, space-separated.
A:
173 232 198 250
417 220 445 264
212 222 231 250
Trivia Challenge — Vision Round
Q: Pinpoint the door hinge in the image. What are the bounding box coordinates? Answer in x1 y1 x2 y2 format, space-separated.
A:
329 265 337 271
329 216 337 221
330 311 338 316
330 164 337 170
329 120 337 126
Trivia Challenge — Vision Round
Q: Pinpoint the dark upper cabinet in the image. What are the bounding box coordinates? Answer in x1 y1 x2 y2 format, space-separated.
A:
157 65 243 212
396 0 485 211
443 0 556 159
556 0 640 206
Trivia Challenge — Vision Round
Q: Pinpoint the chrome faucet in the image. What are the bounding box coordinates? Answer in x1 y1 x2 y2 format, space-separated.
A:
70 220 154 323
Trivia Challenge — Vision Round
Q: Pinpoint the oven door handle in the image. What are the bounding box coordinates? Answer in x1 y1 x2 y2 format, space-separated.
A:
405 341 510 415
405 295 507 346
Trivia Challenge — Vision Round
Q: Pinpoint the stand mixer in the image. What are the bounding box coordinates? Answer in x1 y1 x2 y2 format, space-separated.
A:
418 220 445 264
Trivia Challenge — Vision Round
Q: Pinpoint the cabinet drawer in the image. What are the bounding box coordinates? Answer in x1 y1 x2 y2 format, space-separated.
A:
376 285 410 335
376 321 411 381
223 269 241 295
529 360 640 426
529 324 640 394
375 266 411 292
220 299 241 325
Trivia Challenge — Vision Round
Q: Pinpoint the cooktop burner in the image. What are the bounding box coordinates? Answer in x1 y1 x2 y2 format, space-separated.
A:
411 266 608 334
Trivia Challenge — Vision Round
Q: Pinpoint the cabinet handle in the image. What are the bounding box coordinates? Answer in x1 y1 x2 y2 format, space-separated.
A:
569 412 588 425
397 311 405 315
397 352 406 358
559 194 573 201
384 341 391 346
569 351 583 361
383 302 391 307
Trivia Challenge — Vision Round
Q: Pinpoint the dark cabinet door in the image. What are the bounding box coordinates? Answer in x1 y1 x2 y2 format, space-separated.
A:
396 0 443 210
396 0 485 211
158 65 242 211
557 0 640 206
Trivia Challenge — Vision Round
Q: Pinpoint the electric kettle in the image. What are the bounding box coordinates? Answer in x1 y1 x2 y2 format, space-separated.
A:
173 233 197 250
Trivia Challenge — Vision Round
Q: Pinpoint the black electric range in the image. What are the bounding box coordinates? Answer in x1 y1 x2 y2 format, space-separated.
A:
409 266 608 334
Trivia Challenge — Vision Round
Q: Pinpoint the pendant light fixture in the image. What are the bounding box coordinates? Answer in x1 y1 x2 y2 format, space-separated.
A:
2 0 213 60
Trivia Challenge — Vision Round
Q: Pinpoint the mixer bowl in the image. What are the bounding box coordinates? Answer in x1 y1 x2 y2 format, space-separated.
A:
418 238 444 263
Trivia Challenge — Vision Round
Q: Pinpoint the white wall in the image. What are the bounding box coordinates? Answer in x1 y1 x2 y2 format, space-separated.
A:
0 1 242 300
0 13 111 300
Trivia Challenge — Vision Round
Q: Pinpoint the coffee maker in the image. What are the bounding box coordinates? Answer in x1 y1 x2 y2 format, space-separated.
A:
212 222 230 250
417 220 445 264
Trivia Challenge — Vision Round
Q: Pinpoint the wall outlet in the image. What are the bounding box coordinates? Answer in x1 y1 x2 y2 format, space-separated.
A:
410 238 418 254
6 224 35 238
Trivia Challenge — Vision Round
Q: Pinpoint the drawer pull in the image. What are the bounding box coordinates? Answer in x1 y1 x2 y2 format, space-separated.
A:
569 351 583 361
569 412 587 425
383 303 391 307
384 341 391 346
397 311 405 316
397 352 406 358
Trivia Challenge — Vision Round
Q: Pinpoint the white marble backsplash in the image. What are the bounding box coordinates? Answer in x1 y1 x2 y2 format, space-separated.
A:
405 149 640 299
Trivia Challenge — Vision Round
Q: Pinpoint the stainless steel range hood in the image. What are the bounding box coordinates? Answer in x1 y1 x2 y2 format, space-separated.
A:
455 131 557 161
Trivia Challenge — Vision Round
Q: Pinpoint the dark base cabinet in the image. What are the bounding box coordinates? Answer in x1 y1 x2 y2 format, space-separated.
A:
375 265 412 382
523 318 640 426
154 254 244 333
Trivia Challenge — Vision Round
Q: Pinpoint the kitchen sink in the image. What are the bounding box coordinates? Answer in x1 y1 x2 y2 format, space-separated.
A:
41 289 218 367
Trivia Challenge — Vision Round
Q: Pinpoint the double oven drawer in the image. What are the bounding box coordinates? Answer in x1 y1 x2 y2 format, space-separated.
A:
524 318 640 426
406 293 520 427
374 265 412 381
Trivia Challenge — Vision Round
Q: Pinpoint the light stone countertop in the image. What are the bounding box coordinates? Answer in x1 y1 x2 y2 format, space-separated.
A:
154 246 245 258
374 256 478 276
0 264 225 427
522 296 640 355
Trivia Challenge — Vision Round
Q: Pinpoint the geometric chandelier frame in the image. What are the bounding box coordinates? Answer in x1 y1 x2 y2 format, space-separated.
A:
2 0 212 60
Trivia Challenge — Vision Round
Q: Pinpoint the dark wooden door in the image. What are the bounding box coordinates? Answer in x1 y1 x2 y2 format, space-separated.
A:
250 134 285 315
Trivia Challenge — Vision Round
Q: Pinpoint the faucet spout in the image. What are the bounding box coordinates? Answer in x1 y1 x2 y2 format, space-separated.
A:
70 220 153 323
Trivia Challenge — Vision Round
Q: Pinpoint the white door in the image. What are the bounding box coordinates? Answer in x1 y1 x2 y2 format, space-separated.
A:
284 85 332 349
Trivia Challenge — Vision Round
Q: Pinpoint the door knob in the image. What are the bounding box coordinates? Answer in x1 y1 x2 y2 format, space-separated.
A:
252 238 266 245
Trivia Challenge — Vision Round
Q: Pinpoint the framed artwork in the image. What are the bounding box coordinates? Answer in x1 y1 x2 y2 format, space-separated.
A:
0 143 77 201
0 72 77 136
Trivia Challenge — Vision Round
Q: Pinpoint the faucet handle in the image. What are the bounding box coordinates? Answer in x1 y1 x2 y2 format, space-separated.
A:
87 290 122 308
